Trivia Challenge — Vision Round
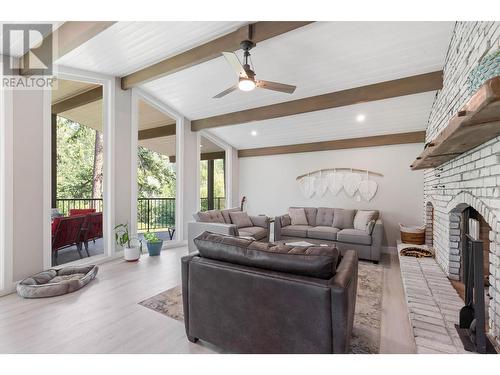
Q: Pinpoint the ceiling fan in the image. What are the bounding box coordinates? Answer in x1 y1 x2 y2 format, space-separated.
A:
213 40 297 99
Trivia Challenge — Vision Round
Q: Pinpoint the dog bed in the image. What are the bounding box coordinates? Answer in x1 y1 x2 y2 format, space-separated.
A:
16 265 98 298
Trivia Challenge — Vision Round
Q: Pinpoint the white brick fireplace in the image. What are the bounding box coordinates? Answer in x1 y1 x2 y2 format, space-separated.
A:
423 21 500 347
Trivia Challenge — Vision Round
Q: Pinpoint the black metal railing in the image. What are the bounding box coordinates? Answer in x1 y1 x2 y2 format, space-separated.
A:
56 196 226 231
137 197 176 231
200 197 226 212
56 198 103 216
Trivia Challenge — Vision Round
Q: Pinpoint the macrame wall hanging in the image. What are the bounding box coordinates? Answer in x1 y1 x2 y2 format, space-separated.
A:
297 172 316 199
296 168 382 201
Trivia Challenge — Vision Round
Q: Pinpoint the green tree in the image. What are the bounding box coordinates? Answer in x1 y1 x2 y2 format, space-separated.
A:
56 117 95 198
137 145 176 198
199 158 225 211
57 117 176 200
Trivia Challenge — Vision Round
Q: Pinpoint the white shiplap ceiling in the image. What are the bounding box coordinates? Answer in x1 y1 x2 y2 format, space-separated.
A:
51 21 454 151
55 21 247 77
139 134 223 158
209 92 436 149
142 22 453 120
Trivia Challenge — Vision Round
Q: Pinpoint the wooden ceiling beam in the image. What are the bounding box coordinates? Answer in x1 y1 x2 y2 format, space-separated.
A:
200 151 226 161
121 21 313 89
21 21 116 75
138 123 177 140
168 151 225 163
191 71 443 131
51 86 103 114
238 131 426 158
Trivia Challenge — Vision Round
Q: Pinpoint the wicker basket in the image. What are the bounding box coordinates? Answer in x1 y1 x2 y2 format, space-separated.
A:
399 223 426 245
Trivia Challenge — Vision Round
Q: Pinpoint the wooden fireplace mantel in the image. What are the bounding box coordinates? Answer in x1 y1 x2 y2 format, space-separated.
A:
411 76 500 170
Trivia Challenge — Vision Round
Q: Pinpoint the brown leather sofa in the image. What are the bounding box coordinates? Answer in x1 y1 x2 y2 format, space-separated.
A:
182 231 359 353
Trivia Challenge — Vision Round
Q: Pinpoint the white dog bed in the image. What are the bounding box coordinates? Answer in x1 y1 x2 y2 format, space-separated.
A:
16 265 98 298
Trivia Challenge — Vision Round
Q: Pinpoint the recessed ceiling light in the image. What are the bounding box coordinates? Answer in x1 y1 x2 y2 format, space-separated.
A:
251 130 258 136
356 114 366 122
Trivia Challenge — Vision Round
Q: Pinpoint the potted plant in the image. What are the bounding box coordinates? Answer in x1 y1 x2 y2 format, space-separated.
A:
114 223 142 262
144 231 163 256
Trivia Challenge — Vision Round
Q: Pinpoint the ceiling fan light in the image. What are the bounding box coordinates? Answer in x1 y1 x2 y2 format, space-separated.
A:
238 78 256 92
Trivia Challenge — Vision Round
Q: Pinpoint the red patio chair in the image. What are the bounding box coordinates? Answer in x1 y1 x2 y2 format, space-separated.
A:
79 212 103 256
52 215 86 265
69 208 96 216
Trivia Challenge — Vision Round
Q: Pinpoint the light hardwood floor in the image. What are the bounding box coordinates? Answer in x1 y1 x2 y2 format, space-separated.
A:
0 247 415 354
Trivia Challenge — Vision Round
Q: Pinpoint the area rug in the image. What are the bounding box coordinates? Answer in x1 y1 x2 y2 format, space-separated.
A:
139 261 383 353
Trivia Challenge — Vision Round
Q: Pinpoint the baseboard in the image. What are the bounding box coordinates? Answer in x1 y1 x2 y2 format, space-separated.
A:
0 282 16 297
163 240 187 249
382 246 397 254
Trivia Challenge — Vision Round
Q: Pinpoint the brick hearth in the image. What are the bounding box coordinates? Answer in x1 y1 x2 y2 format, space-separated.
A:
398 246 469 354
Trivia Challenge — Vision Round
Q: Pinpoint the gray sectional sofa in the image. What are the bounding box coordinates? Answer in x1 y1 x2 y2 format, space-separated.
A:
274 207 384 262
188 207 270 252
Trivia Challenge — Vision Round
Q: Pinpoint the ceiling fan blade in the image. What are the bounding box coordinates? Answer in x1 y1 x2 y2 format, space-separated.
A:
213 84 239 99
222 52 248 79
256 80 296 94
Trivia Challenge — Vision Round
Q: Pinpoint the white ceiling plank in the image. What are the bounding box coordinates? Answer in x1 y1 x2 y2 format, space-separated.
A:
55 21 246 77
142 21 453 120
207 92 436 149
53 21 454 152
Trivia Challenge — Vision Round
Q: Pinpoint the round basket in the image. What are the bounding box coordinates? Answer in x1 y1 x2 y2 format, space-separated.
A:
399 223 426 245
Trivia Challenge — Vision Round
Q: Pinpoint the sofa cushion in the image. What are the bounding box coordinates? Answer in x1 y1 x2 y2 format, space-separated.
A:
196 209 225 223
332 208 356 229
307 226 340 241
281 214 291 227
229 211 253 228
337 229 372 245
288 208 308 226
239 226 267 240
281 224 311 238
221 207 240 224
194 231 339 279
353 210 379 231
303 207 318 226
316 207 334 227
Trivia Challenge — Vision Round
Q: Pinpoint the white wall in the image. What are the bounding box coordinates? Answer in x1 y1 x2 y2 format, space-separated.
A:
226 145 240 208
12 89 48 280
179 118 199 240
114 78 133 228
239 143 424 246
0 56 14 294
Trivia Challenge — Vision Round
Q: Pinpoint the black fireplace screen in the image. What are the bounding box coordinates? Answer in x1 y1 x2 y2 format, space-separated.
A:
456 234 495 353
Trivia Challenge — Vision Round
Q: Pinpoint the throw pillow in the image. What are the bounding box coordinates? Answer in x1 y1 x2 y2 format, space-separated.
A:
221 207 241 224
353 210 378 231
288 208 308 226
366 220 376 234
281 214 291 227
316 207 334 226
332 208 356 229
197 210 225 223
229 211 254 228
